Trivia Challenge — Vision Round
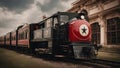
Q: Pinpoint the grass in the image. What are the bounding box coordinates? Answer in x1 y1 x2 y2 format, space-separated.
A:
0 48 54 68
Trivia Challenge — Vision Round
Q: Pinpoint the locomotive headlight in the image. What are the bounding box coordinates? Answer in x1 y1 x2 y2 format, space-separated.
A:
81 15 85 19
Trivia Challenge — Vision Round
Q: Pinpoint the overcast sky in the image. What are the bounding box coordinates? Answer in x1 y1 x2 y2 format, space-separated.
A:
0 0 75 36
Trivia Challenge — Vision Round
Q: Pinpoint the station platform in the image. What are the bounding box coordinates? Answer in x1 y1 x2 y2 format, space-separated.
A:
97 46 120 62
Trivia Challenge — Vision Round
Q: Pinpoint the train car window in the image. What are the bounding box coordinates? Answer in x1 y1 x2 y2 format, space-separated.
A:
60 15 69 25
14 36 16 40
46 18 52 28
24 31 26 39
13 36 14 40
20 33 22 39
25 30 27 39
18 34 20 40
12 36 14 40
35 25 39 30
21 33 23 39
20 33 21 40
24 31 25 39
25 31 27 39
11 36 13 40
21 32 24 39
40 22 45 29
7 37 9 41
53 18 58 27
20 34 21 40
23 32 25 39
21 33 22 39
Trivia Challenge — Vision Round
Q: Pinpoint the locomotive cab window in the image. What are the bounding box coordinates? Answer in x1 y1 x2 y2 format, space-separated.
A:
60 15 69 25
53 17 58 27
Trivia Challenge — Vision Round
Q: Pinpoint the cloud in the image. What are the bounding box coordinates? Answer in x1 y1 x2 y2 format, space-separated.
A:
36 0 74 16
21 3 44 23
0 3 44 36
0 27 13 36
0 7 19 28
0 2 44 36
0 0 75 36
0 0 34 13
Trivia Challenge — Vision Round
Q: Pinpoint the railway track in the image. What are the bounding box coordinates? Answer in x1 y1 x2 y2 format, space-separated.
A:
33 54 120 68
89 59 120 67
38 56 120 68
2 47 120 68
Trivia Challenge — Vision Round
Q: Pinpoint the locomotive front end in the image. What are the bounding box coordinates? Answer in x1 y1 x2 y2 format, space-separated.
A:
69 20 91 42
69 20 96 59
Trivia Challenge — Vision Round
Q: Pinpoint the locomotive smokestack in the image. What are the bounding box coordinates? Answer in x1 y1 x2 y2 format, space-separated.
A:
42 15 46 19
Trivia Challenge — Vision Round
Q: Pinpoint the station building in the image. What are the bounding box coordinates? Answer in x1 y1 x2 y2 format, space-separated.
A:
67 0 120 46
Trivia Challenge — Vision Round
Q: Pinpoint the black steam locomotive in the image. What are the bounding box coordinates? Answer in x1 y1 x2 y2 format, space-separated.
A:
0 11 100 59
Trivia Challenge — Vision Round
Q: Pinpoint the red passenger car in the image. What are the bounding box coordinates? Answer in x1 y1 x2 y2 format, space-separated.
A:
11 30 17 47
5 32 11 46
18 24 29 47
0 36 5 46
17 23 40 48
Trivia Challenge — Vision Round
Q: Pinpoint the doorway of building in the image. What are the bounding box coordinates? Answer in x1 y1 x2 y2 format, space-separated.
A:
91 22 100 44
